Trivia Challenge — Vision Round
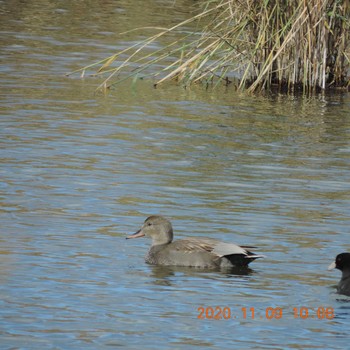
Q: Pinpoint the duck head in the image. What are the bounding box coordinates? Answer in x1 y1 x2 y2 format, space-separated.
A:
127 215 173 245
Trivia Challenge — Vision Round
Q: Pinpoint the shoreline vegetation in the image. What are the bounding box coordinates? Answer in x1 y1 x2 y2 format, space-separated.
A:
68 0 350 94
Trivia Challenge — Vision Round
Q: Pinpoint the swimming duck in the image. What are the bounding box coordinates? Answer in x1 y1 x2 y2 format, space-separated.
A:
127 215 264 268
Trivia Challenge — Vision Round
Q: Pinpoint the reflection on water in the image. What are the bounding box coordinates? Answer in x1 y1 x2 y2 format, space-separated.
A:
1 0 350 349
147 265 255 287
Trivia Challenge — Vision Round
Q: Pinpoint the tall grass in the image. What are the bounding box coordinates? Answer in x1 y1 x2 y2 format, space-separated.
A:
69 0 350 93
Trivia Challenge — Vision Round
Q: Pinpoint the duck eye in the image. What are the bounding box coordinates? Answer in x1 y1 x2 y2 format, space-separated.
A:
147 222 152 226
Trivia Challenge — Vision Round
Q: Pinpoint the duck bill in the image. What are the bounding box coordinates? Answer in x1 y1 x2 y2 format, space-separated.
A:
328 261 336 270
126 229 145 239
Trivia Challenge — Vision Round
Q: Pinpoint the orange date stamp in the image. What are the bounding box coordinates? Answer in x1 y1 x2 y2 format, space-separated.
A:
197 306 334 320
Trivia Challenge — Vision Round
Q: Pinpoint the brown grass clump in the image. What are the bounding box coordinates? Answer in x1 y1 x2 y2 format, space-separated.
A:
68 0 350 93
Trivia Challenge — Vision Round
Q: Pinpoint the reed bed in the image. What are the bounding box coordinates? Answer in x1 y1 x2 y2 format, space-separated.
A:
69 0 350 93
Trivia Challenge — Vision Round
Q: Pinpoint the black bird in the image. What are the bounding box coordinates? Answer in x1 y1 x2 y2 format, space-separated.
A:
328 253 350 297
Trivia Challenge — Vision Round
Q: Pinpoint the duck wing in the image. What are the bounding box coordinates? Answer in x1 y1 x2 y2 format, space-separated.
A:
173 237 263 258
171 237 220 253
